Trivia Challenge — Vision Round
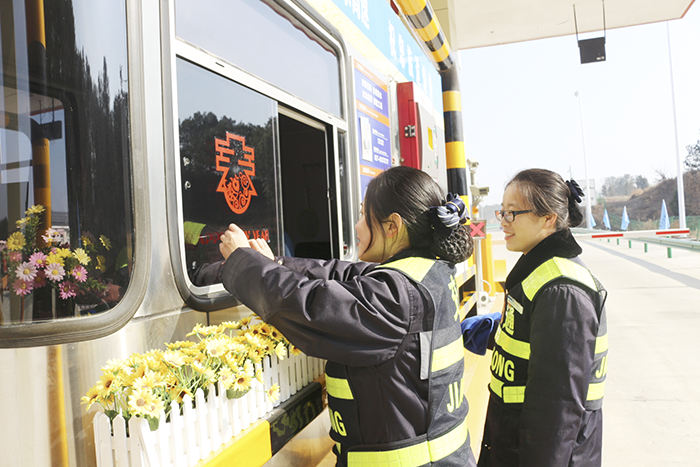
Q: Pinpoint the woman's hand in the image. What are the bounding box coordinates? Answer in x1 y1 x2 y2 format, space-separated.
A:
219 224 250 260
249 238 275 260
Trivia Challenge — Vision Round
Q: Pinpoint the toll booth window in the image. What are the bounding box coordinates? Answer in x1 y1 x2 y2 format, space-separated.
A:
0 0 132 325
177 59 281 286
175 0 341 118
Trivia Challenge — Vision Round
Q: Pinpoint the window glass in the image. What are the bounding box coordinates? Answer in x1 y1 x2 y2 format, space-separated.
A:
0 0 132 325
177 59 280 286
175 0 341 118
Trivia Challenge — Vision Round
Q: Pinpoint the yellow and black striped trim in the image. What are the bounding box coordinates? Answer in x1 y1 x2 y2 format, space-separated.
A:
394 0 468 201
395 0 453 71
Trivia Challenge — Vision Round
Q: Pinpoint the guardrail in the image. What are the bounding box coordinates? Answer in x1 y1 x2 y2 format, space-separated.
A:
572 228 690 239
573 228 699 258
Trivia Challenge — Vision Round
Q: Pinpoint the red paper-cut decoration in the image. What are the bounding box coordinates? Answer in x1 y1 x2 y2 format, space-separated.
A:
215 132 257 214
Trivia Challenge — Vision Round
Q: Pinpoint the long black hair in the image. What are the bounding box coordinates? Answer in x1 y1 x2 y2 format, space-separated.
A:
363 166 473 263
507 168 584 230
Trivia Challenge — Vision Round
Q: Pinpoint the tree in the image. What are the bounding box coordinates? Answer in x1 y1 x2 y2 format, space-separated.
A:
635 175 649 190
685 136 700 171
601 174 636 197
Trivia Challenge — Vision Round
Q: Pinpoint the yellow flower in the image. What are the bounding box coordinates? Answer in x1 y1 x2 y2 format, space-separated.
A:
96 373 121 398
204 337 230 358
221 320 243 331
26 205 45 215
275 342 287 360
81 236 93 248
101 358 125 374
58 248 72 258
166 340 196 350
46 253 64 266
243 332 262 348
289 345 303 356
128 388 165 417
255 368 263 384
247 347 263 364
162 350 187 367
168 386 192 405
123 364 147 387
73 248 90 265
267 384 281 403
231 369 252 393
239 316 253 327
81 386 102 410
268 326 283 341
196 324 221 337
7 232 25 251
133 371 164 390
100 235 112 251
218 367 235 390
15 217 28 228
96 255 106 272
243 359 255 377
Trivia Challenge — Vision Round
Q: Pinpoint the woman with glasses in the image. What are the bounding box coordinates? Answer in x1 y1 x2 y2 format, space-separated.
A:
479 169 608 467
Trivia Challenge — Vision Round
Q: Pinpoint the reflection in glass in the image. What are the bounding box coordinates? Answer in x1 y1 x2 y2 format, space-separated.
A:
0 0 132 325
175 0 341 117
177 59 280 286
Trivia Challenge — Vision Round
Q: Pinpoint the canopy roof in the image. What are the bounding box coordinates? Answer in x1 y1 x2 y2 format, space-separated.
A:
446 0 696 49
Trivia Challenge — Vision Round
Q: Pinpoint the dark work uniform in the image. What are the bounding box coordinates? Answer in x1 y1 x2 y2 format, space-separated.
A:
479 229 608 467
221 247 476 467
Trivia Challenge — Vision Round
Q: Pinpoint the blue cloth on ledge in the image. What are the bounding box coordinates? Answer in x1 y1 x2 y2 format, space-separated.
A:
461 312 501 356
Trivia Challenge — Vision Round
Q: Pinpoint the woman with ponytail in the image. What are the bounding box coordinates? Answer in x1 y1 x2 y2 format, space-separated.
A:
479 169 608 467
219 166 477 466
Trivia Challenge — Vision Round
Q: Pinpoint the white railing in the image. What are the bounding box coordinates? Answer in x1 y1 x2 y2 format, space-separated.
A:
93 353 325 467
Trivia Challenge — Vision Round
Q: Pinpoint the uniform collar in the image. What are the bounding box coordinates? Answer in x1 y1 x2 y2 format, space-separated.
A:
380 247 434 265
505 228 582 290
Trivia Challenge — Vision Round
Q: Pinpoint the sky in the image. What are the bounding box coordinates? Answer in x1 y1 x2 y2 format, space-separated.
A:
458 4 700 209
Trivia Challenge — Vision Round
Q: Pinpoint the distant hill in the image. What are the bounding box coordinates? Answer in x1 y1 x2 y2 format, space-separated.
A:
592 171 700 228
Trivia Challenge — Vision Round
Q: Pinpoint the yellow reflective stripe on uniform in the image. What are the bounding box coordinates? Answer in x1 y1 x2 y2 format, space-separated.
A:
503 386 526 403
522 257 598 301
325 375 354 400
595 334 608 354
428 416 469 462
491 375 605 404
495 326 531 360
348 442 429 466
431 337 464 373
346 416 469 466
489 375 526 404
587 381 605 401
377 257 434 283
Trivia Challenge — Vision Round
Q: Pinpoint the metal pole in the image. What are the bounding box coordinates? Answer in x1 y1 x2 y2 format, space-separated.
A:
667 22 686 229
474 239 484 310
575 91 593 228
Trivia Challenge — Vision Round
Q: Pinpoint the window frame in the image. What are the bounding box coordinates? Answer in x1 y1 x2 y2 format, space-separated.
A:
0 0 147 348
161 0 355 311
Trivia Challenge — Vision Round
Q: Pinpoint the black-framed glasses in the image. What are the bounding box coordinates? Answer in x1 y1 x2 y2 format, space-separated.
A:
495 210 534 222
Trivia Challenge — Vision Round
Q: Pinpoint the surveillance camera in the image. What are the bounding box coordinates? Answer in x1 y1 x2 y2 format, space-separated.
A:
470 185 489 197
466 159 479 170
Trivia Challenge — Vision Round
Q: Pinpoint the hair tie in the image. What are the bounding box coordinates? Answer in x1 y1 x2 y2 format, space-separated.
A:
429 193 469 237
566 180 584 204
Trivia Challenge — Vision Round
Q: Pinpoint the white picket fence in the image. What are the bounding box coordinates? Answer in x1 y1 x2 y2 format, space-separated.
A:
93 353 325 467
